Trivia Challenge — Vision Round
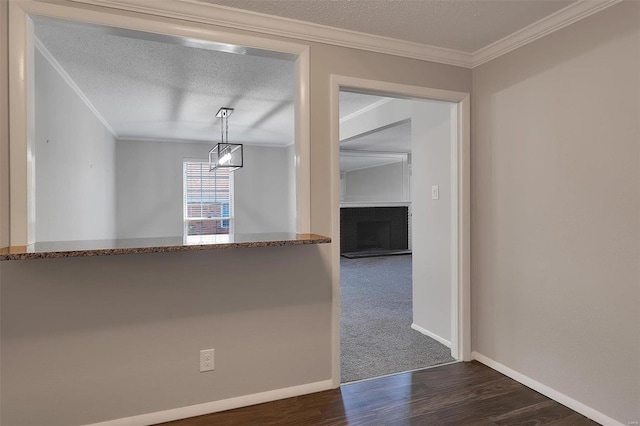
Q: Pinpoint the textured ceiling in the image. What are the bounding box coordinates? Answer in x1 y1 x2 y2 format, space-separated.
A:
34 18 398 148
205 0 576 52
34 19 296 146
33 1 581 147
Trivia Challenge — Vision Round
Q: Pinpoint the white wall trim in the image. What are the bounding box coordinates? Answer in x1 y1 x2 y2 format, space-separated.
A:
342 161 401 173
340 201 410 208
471 352 626 426
70 0 622 69
411 323 451 348
84 379 334 426
471 0 623 67
33 36 117 138
70 0 472 68
448 101 459 360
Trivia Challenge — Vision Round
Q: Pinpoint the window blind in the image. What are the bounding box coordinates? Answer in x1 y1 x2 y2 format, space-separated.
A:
183 161 234 236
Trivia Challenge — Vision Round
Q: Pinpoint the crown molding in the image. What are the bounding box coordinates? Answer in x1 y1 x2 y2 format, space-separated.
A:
68 0 473 68
68 0 621 69
471 0 623 67
34 36 118 137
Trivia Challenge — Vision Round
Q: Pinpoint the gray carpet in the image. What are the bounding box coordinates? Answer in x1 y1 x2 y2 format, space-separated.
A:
341 255 455 383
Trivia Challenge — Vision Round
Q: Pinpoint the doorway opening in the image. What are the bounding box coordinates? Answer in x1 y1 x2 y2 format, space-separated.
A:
339 92 455 383
331 77 471 385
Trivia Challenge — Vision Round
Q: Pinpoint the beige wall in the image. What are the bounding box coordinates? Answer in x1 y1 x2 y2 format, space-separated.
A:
0 0 8 250
309 44 470 237
471 2 640 423
1 247 332 426
0 5 471 425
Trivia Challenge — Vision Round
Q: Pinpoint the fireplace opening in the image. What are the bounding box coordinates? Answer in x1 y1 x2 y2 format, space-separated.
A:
357 221 391 251
340 207 409 257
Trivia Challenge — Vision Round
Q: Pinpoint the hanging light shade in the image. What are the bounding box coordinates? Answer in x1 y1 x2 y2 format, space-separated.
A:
209 107 243 172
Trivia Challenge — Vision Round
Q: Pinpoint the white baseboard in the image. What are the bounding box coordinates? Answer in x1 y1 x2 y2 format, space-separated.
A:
411 323 451 348
471 352 625 426
85 379 334 426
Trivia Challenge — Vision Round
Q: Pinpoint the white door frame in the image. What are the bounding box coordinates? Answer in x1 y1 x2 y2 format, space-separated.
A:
330 75 471 385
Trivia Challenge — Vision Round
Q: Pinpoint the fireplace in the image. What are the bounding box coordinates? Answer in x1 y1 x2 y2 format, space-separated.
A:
357 221 391 250
340 207 409 254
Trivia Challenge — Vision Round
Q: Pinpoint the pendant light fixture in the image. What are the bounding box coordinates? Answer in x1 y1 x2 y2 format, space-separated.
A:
209 107 243 172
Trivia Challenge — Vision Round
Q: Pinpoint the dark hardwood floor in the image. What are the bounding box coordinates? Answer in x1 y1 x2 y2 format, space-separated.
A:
158 361 597 425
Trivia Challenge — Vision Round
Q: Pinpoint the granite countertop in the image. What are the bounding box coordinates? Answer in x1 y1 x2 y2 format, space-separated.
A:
0 233 331 261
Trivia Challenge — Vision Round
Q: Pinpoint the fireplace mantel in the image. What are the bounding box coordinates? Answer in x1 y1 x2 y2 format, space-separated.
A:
340 201 411 208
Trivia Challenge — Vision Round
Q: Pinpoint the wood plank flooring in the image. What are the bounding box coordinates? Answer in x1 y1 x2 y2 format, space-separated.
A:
158 361 597 426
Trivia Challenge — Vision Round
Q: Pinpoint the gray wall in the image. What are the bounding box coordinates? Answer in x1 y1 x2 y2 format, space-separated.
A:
115 140 293 238
471 2 640 423
34 48 117 242
234 144 294 234
344 161 406 202
410 100 452 343
0 11 472 423
4 2 639 425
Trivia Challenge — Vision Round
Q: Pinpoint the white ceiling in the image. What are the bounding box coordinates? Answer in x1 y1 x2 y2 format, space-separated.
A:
339 91 412 173
341 120 412 153
340 151 405 174
34 19 402 148
339 92 388 119
34 19 296 146
33 1 588 148
204 0 576 53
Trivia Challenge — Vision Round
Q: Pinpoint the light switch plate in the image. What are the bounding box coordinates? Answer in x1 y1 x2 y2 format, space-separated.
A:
432 186 439 200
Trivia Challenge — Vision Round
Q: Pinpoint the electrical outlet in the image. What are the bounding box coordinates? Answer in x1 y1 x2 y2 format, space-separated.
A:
200 349 215 372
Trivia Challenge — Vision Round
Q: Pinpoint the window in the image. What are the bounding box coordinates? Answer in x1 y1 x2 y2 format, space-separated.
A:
183 161 234 236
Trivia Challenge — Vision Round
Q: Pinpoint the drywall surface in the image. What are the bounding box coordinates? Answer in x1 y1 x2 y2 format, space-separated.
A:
0 246 331 425
34 48 116 242
344 161 406 202
340 98 411 141
115 140 293 238
0 1 8 249
411 100 453 343
234 144 294 234
472 2 640 423
287 144 296 232
309 42 470 240
1 7 471 426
